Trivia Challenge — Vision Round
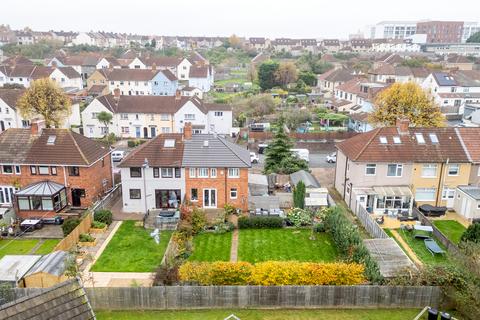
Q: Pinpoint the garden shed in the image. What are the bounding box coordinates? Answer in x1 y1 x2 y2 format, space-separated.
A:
248 173 269 196
290 170 321 189
0 255 41 288
23 250 69 288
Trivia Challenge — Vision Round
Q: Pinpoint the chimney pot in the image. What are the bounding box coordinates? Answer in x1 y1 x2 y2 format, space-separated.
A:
175 89 182 100
396 118 410 134
184 122 192 140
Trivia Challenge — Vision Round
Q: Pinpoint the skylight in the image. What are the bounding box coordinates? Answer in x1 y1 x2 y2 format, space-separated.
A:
379 136 387 144
47 135 56 145
164 139 175 148
429 133 439 144
415 133 425 144
393 136 401 144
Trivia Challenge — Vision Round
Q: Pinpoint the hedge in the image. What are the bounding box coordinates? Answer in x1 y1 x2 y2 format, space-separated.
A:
324 207 383 283
238 216 284 229
95 210 113 225
179 261 365 285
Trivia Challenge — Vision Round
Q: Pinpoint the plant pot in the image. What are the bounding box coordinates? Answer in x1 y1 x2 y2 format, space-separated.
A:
78 238 97 247
90 226 107 233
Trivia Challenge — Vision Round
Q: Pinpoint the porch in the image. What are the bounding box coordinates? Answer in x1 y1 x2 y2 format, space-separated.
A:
353 186 413 217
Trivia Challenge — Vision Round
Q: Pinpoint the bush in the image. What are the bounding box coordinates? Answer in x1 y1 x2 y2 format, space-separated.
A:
62 218 80 236
286 208 311 227
79 233 95 242
91 221 106 229
324 207 383 283
127 139 147 148
190 208 207 234
293 181 306 209
153 264 180 286
224 203 237 217
95 210 113 225
214 221 235 234
461 222 480 243
179 261 365 286
238 216 284 229
314 222 326 233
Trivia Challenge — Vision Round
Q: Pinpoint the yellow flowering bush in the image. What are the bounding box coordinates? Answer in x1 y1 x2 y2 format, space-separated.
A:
179 261 365 286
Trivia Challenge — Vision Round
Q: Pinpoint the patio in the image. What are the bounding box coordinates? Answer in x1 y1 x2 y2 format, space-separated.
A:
353 186 413 216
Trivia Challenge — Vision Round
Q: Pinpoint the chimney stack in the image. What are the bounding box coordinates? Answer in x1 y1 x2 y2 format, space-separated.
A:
396 118 410 135
175 89 182 101
184 122 192 140
30 119 45 135
113 88 121 102
152 63 156 71
51 60 57 68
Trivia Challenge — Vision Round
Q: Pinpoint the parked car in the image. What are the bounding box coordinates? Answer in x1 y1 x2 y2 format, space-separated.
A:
258 143 268 154
250 152 259 164
112 150 125 162
326 153 336 163
291 149 310 162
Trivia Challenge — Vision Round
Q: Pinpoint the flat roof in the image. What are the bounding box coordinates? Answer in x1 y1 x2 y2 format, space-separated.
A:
0 255 41 282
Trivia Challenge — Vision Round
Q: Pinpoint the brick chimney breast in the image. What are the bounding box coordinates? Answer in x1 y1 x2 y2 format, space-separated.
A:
396 118 410 135
184 122 192 140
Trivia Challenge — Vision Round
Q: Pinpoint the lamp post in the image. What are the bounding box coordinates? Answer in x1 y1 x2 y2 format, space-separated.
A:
142 158 149 214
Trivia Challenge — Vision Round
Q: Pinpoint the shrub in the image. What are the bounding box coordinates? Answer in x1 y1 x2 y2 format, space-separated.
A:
461 222 480 243
286 208 312 227
191 207 207 234
293 181 306 209
153 264 180 286
224 203 237 217
179 261 365 286
238 216 284 229
324 207 383 283
127 139 146 148
62 218 80 236
95 210 113 225
214 221 235 234
314 222 326 233
91 221 106 229
79 233 95 242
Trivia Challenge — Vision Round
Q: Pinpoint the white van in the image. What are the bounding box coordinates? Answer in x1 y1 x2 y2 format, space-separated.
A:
290 149 310 162
111 150 125 162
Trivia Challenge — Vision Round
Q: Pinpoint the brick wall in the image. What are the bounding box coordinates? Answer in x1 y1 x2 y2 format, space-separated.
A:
185 168 248 211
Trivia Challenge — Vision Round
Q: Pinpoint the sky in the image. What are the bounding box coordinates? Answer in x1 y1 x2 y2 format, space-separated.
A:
2 0 478 39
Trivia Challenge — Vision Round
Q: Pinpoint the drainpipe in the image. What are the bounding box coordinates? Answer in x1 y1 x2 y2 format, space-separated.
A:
343 156 349 201
224 167 228 208
435 159 448 206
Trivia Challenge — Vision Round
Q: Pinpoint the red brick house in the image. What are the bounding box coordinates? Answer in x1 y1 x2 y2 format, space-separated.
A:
0 123 112 219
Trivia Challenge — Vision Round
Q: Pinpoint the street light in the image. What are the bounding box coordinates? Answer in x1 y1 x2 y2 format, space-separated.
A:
142 158 149 214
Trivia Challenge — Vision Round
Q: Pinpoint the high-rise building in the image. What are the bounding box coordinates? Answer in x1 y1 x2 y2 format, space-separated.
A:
364 21 417 40
416 21 463 43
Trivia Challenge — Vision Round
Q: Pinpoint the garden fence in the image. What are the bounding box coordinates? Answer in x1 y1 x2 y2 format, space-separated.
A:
355 205 389 239
53 211 93 251
91 183 122 213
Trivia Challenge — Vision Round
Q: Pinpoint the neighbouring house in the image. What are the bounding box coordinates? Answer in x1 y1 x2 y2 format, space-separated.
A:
181 86 203 99
454 185 480 221
81 90 232 138
249 37 270 51
317 68 356 98
87 68 178 96
128 56 193 81
0 88 81 133
335 119 474 216
47 53 103 81
0 122 112 218
0 65 83 90
188 65 214 92
444 54 474 71
118 123 250 213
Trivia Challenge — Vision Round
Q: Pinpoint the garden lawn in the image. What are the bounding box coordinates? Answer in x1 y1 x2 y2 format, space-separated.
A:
91 221 172 272
238 229 337 263
34 239 60 255
396 229 449 265
96 308 423 320
432 220 466 244
188 232 232 262
0 239 39 259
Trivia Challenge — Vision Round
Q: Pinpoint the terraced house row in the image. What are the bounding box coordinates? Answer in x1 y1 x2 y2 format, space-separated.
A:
335 119 480 221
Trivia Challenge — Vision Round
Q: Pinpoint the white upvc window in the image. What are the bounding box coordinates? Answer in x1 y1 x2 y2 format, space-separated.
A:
448 164 459 176
184 114 195 120
387 164 403 177
161 113 169 121
365 164 376 176
210 168 217 178
228 168 240 178
198 168 209 178
422 164 438 178
415 188 436 201
189 168 196 178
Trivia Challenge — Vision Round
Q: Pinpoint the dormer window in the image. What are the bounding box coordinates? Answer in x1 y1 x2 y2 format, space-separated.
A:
393 136 401 144
379 136 387 144
429 133 439 144
415 133 425 144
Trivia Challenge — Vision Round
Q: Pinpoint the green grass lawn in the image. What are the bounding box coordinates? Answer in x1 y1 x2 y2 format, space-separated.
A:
91 221 173 272
188 232 232 262
396 229 449 265
238 229 337 263
432 220 466 244
34 239 61 255
0 239 39 259
96 308 423 320
214 77 247 86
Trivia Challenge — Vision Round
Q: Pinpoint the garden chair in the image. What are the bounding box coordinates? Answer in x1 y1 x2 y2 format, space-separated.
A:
424 238 445 256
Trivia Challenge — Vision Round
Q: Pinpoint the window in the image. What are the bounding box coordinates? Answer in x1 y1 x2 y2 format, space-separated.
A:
30 166 37 175
442 188 455 200
153 167 159 178
91 112 98 119
121 127 130 134
161 113 169 121
130 167 142 178
161 127 170 133
387 164 403 177
175 168 181 178
191 188 198 201
164 139 175 148
214 111 223 116
448 164 459 176
184 114 195 120
415 133 425 144
429 133 439 144
47 135 56 145
14 166 20 174
228 168 240 178
422 164 437 177
161 168 173 178
198 168 209 178
2 165 13 174
210 168 217 178
68 167 80 176
38 166 49 175
365 164 376 176
379 136 387 144
129 189 141 199
121 113 128 120
51 167 57 175
230 188 238 199
189 168 196 178
415 188 436 201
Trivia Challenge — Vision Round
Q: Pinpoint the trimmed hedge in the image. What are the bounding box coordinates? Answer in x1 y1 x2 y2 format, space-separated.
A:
62 218 80 236
95 210 113 225
324 207 383 283
238 216 284 229
179 261 365 285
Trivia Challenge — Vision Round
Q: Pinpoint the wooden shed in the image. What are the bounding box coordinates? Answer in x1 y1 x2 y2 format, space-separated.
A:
23 251 69 288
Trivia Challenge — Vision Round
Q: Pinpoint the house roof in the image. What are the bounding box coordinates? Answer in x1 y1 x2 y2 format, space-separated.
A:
318 68 355 83
1 55 33 66
456 127 480 163
25 250 68 277
96 94 200 114
0 255 41 282
0 88 25 109
118 133 184 167
141 56 183 67
88 84 107 94
0 128 110 166
16 180 65 196
0 278 95 320
189 65 210 78
432 72 457 86
446 54 471 64
336 127 470 163
57 66 81 79
290 170 321 188
97 68 176 81
182 134 251 168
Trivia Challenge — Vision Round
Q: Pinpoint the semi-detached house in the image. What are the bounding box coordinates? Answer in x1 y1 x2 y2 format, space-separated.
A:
0 65 82 90
118 123 250 213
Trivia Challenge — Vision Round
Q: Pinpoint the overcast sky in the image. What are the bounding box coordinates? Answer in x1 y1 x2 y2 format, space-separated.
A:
2 0 478 39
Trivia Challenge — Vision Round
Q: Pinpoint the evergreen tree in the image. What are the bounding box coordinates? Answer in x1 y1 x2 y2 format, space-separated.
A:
258 60 279 91
293 181 306 209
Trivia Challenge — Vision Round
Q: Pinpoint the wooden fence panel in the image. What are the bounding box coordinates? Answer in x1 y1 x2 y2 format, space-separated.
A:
355 205 389 239
53 211 93 252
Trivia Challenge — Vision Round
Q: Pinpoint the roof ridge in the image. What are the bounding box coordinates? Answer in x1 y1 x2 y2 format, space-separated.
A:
217 136 251 167
455 127 473 163
353 128 382 161
69 130 90 165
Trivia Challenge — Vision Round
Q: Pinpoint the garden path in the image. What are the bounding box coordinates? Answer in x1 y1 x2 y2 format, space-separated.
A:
390 229 423 267
230 229 239 262
29 239 44 254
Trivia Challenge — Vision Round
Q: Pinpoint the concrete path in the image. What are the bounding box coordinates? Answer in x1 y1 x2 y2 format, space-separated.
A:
390 229 423 267
83 272 154 287
29 239 44 254
230 229 239 262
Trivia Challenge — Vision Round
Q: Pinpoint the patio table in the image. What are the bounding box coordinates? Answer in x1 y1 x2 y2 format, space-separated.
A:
413 225 433 232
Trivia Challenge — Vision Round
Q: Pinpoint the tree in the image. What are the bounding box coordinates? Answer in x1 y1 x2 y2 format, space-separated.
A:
17 78 71 128
467 32 480 43
461 223 480 243
258 60 279 91
96 111 113 136
264 118 309 174
275 62 298 87
317 107 348 129
228 34 242 49
369 82 445 127
151 38 157 48
246 65 257 82
298 71 317 86
293 181 306 209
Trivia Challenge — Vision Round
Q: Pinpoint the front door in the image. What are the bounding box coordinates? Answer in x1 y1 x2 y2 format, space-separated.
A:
203 189 217 208
71 189 85 207
150 127 156 137
135 127 141 138
143 127 148 138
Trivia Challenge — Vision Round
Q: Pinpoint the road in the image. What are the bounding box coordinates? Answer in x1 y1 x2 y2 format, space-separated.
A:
252 152 336 170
